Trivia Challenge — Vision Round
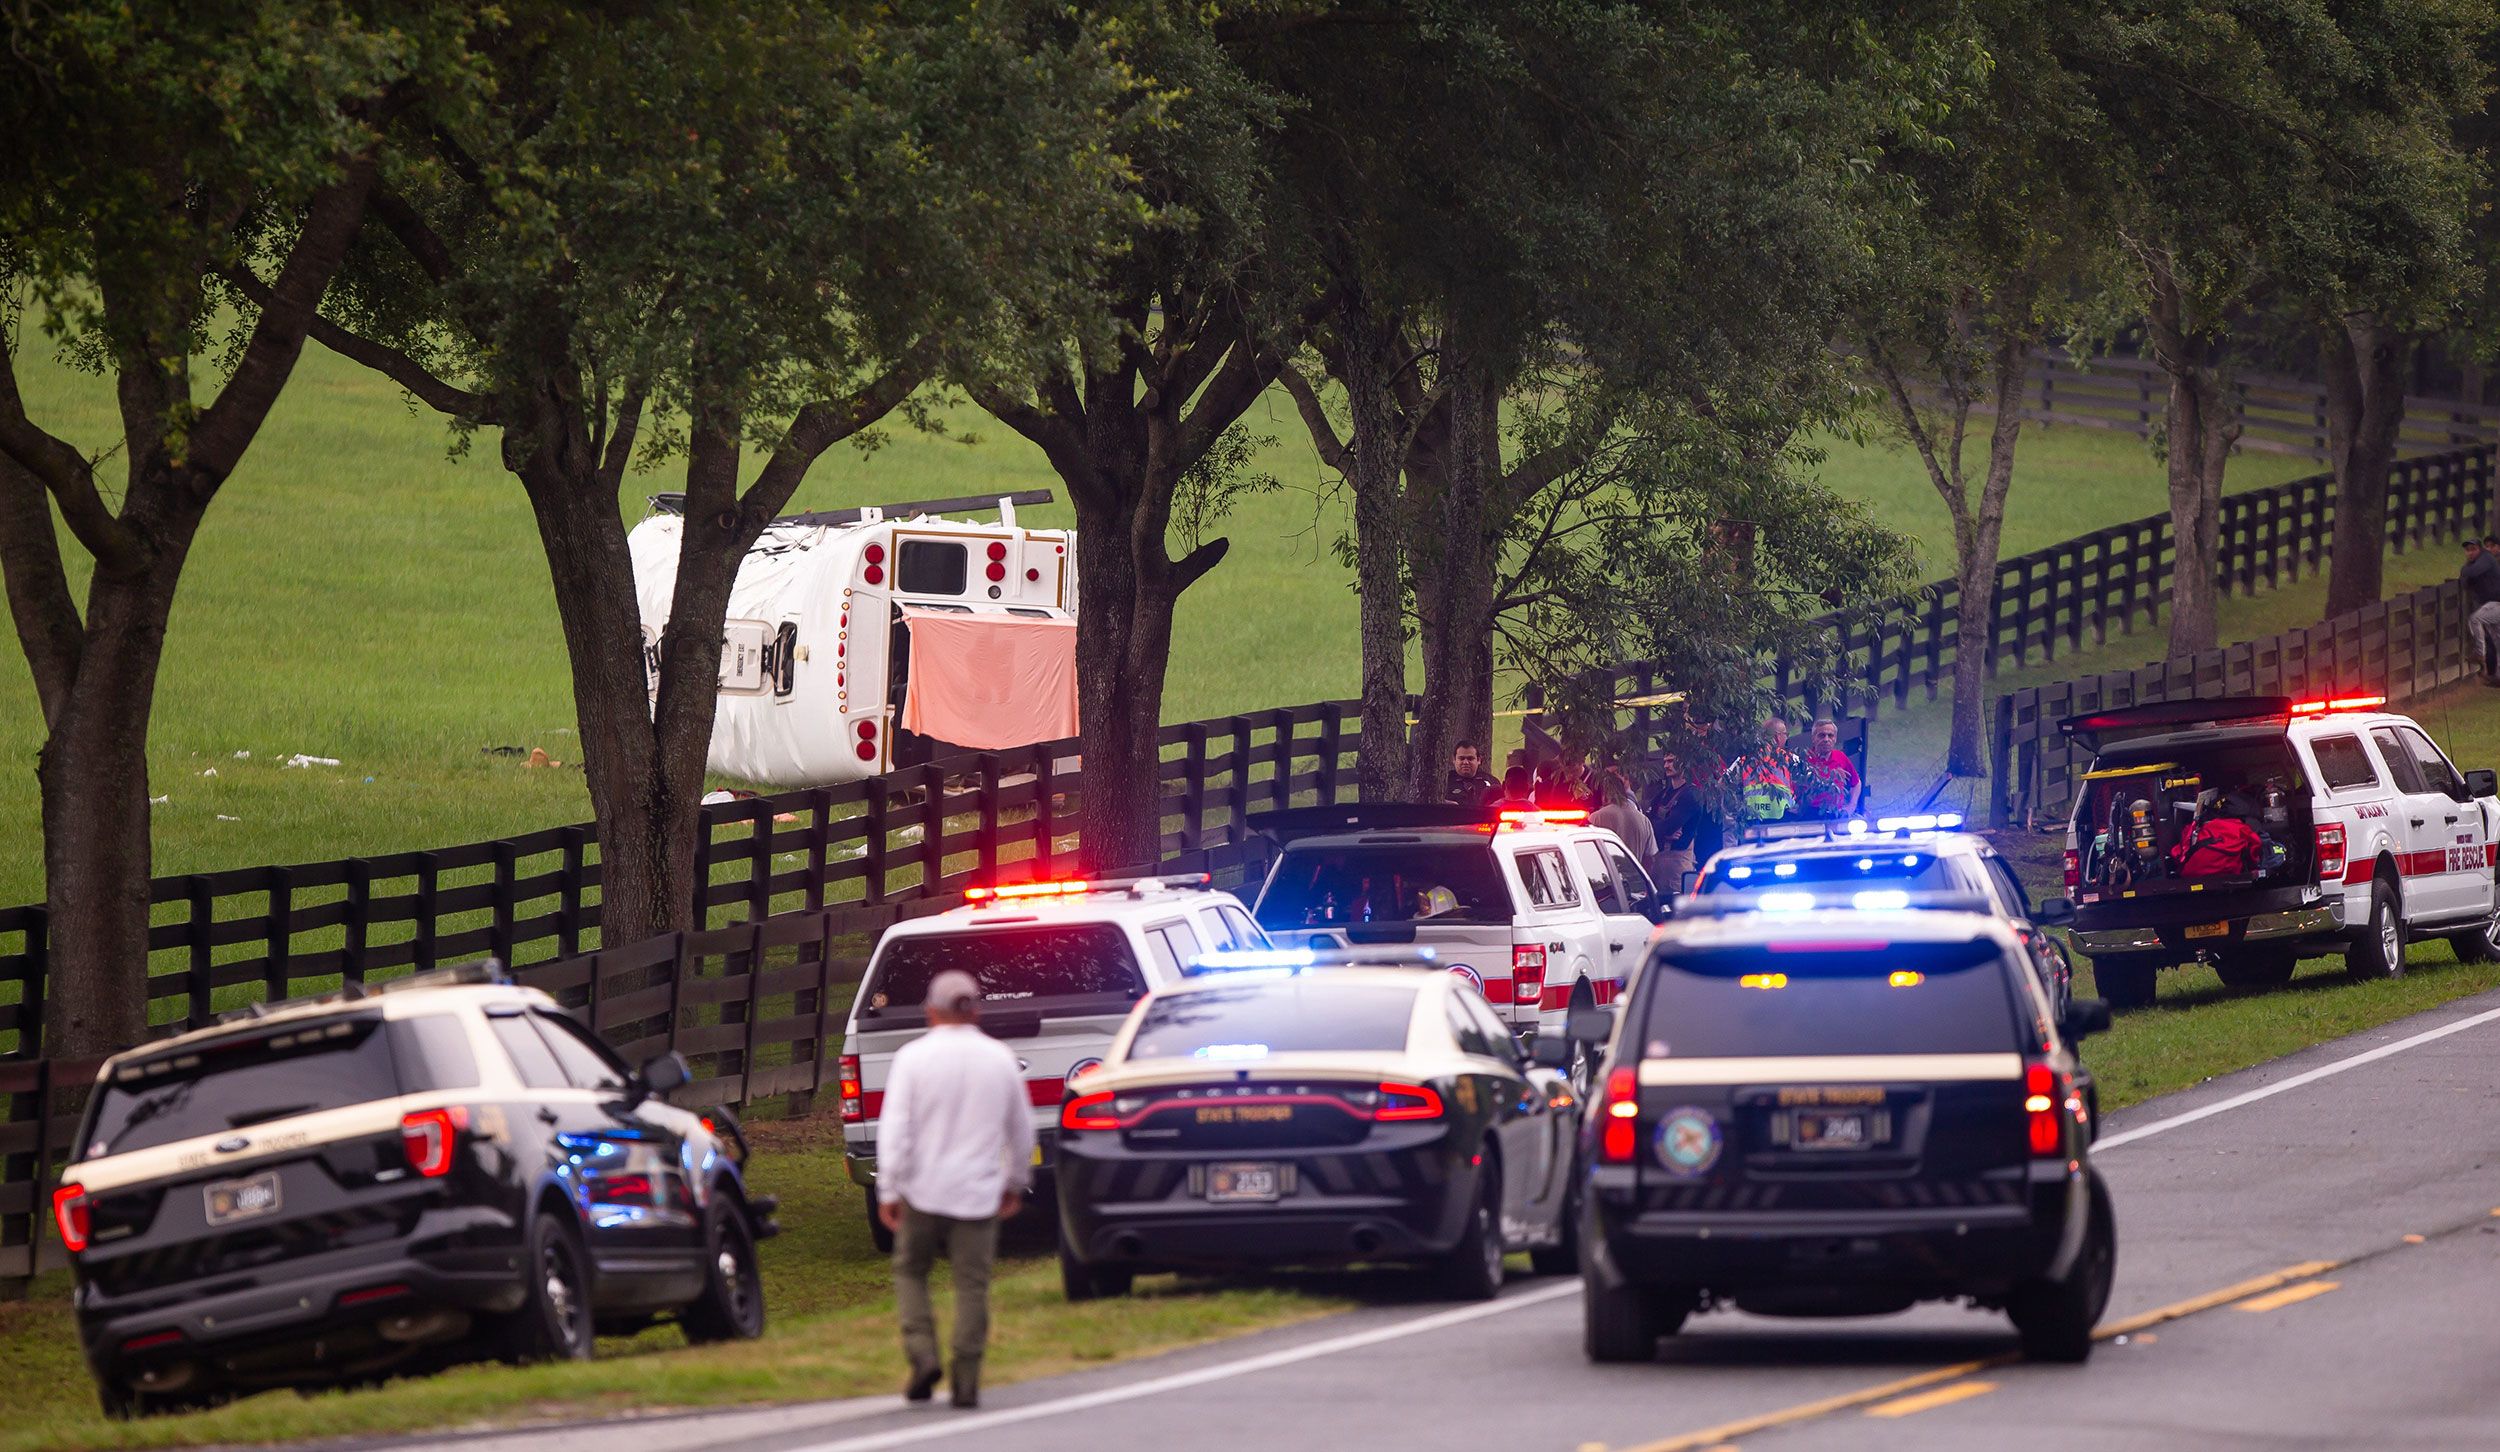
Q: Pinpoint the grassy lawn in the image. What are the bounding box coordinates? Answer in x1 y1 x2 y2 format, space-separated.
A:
0 333 2308 909
0 1116 1356 1452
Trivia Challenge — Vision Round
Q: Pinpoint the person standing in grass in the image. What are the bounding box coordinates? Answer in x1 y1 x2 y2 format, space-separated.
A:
2465 536 2500 683
877 969 1033 1409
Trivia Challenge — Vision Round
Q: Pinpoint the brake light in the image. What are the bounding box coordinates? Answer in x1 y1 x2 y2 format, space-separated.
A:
400 1106 467 1179
2063 848 2080 894
1375 1081 1445 1122
2314 823 2347 883
1599 1068 1639 1163
964 879 1090 904
840 1053 865 1123
121 1330 184 1353
51 1183 89 1254
1511 944 1546 1006
1061 1091 1119 1131
2025 1062 2064 1157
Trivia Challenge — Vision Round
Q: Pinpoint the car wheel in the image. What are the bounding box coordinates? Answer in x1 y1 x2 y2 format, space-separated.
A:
1528 1161 1581 1278
1431 1154 1505 1302
2346 882 2407 981
864 1188 894 1256
1058 1232 1134 1302
2092 953 2159 1011
2008 1172 2115 1364
680 1196 766 1344
1582 1274 1688 1363
503 1210 595 1363
95 1379 142 1422
2213 945 2297 990
2451 894 2500 962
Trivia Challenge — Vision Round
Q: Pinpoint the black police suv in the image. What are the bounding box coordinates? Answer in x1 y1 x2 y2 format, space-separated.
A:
1055 951 1582 1301
1571 906 2116 1363
51 963 776 1417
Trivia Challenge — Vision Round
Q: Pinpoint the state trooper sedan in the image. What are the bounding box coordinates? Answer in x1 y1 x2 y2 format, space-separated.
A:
1054 949 1582 1301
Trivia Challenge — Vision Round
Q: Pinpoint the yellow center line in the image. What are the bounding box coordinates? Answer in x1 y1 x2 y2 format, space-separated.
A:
1603 1259 2342 1452
1864 1380 1998 1419
2235 1279 2340 1313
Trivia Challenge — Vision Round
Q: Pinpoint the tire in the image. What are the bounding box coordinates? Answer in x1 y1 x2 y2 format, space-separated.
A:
1431 1154 1505 1302
680 1195 766 1344
2092 953 2159 1011
1582 1275 1688 1363
1528 1162 1582 1278
2213 945 2297 991
2346 881 2407 981
503 1209 595 1363
2008 1172 2116 1364
2451 892 2500 962
96 1380 141 1422
1058 1233 1133 1302
865 1188 894 1256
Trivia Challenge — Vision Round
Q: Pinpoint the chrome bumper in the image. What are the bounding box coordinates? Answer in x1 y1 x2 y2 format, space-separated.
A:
2074 903 2342 955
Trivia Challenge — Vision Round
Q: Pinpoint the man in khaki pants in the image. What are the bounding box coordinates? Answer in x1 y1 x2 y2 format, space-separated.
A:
876 969 1035 1408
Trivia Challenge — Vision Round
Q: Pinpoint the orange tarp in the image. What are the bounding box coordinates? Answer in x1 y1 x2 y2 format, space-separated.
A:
899 609 1080 749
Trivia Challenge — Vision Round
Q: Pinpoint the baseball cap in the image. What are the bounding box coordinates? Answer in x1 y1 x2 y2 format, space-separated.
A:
925 969 982 1012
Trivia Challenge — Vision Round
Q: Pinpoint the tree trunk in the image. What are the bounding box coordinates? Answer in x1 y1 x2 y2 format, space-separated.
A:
1405 366 1500 800
36 550 192 1057
2162 361 2233 656
1339 310 1414 802
2322 317 2407 619
1069 478 1189 873
1947 335 2028 777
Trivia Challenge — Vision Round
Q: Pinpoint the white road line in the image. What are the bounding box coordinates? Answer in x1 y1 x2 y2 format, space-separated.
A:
2097 1003 2500 1151
782 1281 1581 1452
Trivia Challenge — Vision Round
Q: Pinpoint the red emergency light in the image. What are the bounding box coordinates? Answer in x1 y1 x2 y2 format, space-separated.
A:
2288 694 2388 715
1494 808 1590 830
963 879 1092 904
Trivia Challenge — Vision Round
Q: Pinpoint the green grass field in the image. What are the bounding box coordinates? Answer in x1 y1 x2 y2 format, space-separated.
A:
0 335 2321 908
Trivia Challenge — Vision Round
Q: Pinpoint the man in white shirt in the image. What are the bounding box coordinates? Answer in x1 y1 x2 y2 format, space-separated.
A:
877 969 1035 1408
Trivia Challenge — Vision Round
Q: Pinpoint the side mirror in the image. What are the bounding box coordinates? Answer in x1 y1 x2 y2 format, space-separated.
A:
2034 897 2077 927
639 1050 691 1098
2060 998 2113 1041
1527 1034 1575 1070
1565 1006 1614 1044
2467 768 2497 800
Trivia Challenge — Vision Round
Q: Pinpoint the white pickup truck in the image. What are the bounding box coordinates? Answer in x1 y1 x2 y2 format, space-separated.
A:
2060 694 2500 1008
1246 804 1666 1049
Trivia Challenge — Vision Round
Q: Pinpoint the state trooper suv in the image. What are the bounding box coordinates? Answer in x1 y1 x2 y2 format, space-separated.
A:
52 962 776 1417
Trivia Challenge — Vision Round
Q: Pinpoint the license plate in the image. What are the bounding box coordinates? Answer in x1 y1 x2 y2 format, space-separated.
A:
2185 921 2230 940
204 1170 282 1226
1204 1162 1280 1203
1791 1110 1885 1151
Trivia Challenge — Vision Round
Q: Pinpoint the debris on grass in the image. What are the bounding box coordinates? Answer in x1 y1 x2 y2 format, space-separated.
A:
200 767 217 778
282 753 341 769
526 747 564 769
232 750 251 760
216 814 241 822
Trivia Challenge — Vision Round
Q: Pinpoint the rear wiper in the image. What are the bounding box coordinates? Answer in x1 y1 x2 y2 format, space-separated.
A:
98 1077 200 1155
227 1103 317 1129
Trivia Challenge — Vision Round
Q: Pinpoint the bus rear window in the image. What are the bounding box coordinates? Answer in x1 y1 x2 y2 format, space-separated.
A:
1636 939 2021 1058
864 923 1145 1014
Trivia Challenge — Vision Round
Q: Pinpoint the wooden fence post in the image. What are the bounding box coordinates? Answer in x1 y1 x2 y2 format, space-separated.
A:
863 778 890 906
344 859 371 991
185 880 215 1030
557 828 586 960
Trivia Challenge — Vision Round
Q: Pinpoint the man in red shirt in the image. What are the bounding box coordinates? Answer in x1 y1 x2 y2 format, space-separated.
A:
1797 717 1862 818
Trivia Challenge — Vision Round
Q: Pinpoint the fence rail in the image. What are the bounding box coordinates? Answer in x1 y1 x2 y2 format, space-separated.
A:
1988 579 2481 829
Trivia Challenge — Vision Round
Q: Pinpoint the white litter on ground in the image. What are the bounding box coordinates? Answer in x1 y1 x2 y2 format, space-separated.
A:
282 753 341 769
216 814 240 822
232 750 251 760
200 767 217 778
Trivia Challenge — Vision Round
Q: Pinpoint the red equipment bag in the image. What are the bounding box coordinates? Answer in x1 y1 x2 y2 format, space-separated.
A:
2175 816 2262 877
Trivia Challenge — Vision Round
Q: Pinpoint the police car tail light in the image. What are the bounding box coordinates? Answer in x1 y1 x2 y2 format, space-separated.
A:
1374 1081 1444 1122
1511 945 1547 1006
2314 823 2347 883
400 1107 468 1179
2062 849 2080 894
1599 1068 1640 1163
1061 1091 1120 1132
2025 1062 2064 1157
840 1054 866 1123
50 1183 89 1254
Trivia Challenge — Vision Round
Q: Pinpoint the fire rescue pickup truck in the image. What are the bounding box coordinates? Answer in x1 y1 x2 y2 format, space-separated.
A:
2060 694 2500 1008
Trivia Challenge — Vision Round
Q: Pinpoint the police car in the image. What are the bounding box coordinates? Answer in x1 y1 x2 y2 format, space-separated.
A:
52 962 772 1417
1054 948 1582 1301
1248 804 1666 1060
1695 814 2077 1020
1573 905 2116 1364
838 874 1269 1250
2061 695 2500 1007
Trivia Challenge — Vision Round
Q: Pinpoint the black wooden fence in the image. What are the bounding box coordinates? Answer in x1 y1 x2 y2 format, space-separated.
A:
1989 578 2483 829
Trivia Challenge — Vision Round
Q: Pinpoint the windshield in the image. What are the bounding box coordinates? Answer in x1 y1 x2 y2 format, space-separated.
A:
1256 841 1513 929
81 1015 474 1159
1636 938 2021 1058
1126 980 1420 1061
1698 850 1981 903
864 923 1145 1014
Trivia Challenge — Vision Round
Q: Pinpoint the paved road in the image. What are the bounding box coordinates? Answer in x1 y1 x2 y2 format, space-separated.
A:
398 989 2500 1452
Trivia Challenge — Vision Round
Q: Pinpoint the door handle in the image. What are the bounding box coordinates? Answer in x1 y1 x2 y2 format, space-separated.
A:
536 1108 561 1125
2410 818 2426 827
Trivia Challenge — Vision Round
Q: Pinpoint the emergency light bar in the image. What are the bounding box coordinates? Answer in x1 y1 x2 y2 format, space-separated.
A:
962 873 1215 904
1494 808 1591 829
1184 946 1440 976
1873 813 1963 833
2288 694 2388 715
